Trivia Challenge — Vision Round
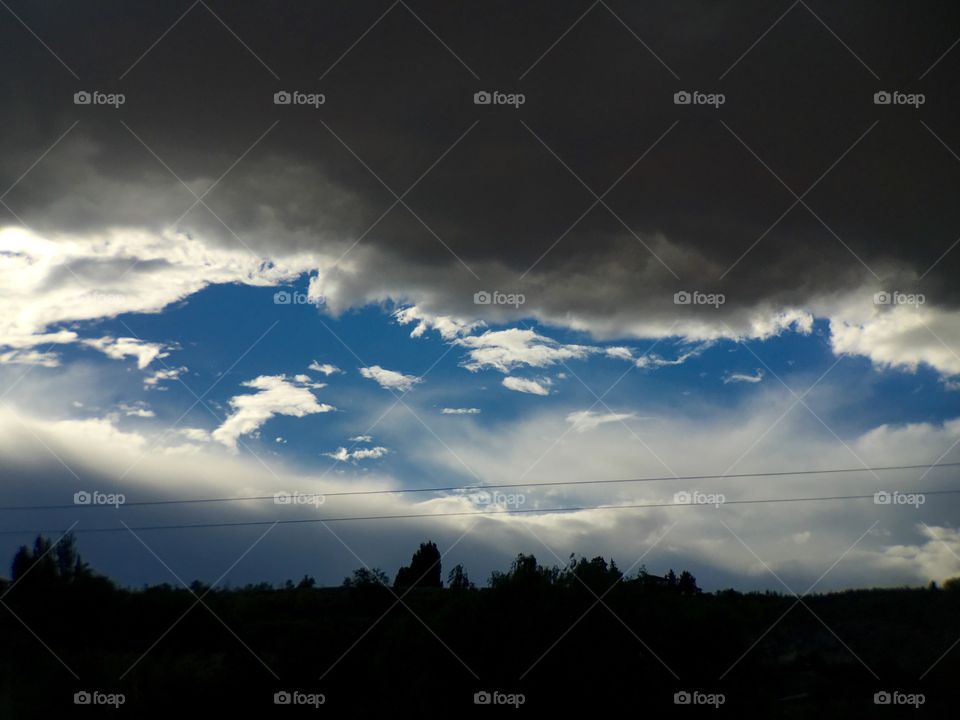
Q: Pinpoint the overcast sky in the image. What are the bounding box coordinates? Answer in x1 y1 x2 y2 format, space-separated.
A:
1 0 959 591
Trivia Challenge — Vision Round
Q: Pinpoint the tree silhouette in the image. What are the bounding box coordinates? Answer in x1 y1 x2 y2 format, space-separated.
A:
447 563 474 590
567 554 623 593
490 553 560 590
9 533 89 586
342 567 390 588
677 570 701 595
394 540 442 589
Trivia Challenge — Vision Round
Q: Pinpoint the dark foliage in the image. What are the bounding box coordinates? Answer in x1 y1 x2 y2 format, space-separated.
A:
0 534 955 718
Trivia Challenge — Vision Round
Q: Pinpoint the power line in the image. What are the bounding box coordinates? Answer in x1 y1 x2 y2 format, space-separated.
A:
0 460 957 513
0 488 956 536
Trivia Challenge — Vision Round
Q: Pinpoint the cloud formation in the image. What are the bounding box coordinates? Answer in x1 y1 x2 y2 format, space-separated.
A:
359 365 422 392
212 375 335 450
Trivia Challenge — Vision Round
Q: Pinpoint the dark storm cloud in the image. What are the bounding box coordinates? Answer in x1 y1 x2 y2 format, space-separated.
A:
2 0 960 326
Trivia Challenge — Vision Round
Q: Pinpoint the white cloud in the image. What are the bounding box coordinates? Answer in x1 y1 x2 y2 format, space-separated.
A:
829 303 960 377
723 369 764 384
442 408 481 415
0 225 318 366
119 402 155 418
566 410 636 432
144 366 187 390
394 306 482 340
212 374 335 451
635 343 711 370
457 328 597 373
177 427 212 443
359 365 422 392
502 376 551 395
877 524 960 584
350 434 373 442
324 445 389 462
308 361 341 376
293 373 327 389
0 349 61 367
82 336 168 369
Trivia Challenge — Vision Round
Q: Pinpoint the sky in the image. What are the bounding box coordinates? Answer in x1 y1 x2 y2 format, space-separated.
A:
1 0 960 591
